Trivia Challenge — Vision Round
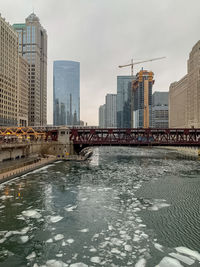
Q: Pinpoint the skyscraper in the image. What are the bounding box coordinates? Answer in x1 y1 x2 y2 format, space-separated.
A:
99 104 106 127
117 76 133 128
13 13 47 126
0 14 19 126
105 94 117 127
132 70 153 128
53 61 80 126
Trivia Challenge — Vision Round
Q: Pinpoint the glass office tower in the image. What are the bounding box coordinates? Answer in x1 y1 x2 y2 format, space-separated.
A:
117 76 134 128
53 61 80 126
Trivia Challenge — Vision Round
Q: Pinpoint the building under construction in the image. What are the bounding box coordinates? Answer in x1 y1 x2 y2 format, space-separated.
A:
132 70 154 128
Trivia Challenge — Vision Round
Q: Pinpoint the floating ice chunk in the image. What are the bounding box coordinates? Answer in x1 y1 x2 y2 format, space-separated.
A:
64 205 77 212
78 228 89 233
156 256 184 267
26 251 36 260
49 216 63 223
135 258 146 267
169 252 195 265
0 195 13 200
54 234 64 241
154 243 164 252
70 263 88 267
111 248 121 254
56 254 63 257
46 238 53 243
89 248 97 252
111 238 123 246
90 256 101 263
0 238 6 243
80 198 88 201
124 244 132 252
20 235 29 243
62 241 66 246
46 259 68 267
175 247 200 261
22 209 41 219
67 239 74 244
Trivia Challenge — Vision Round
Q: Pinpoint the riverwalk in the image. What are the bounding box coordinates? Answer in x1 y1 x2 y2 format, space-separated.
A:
0 155 56 184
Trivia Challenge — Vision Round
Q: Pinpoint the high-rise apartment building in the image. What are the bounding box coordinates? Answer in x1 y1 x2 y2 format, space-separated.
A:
169 40 200 128
132 70 153 128
13 13 47 126
0 14 19 126
18 55 29 126
53 61 80 126
152 91 168 128
105 94 117 127
99 104 106 127
117 76 134 128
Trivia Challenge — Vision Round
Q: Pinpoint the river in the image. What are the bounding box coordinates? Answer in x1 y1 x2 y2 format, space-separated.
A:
0 147 200 267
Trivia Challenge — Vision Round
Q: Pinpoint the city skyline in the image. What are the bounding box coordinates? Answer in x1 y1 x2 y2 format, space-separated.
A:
1 0 200 125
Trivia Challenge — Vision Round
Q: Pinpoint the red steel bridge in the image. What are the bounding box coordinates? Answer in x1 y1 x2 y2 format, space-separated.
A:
0 127 200 147
69 128 200 148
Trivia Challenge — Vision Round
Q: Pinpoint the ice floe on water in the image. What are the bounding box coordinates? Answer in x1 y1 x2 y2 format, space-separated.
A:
45 259 68 267
22 209 41 219
90 256 101 263
49 215 63 223
78 228 89 233
144 199 171 211
70 263 88 267
155 256 184 267
64 205 77 212
169 252 195 265
20 235 29 243
54 234 64 241
26 251 36 260
67 238 74 244
135 258 146 267
175 246 200 261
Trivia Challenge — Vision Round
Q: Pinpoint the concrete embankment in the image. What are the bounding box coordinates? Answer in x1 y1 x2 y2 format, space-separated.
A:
0 156 57 184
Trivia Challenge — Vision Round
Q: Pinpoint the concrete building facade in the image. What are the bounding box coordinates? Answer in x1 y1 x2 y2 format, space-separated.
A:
169 40 200 128
13 13 47 126
0 14 19 126
99 104 106 128
105 94 117 128
152 91 168 128
18 55 29 126
132 70 153 128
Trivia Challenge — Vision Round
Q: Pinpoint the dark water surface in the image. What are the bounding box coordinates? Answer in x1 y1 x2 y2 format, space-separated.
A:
0 147 200 267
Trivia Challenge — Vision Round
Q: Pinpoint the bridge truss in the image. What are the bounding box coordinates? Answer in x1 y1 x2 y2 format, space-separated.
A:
70 128 200 146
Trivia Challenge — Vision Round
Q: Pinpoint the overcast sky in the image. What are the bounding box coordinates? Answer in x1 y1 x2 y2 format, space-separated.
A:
1 0 200 125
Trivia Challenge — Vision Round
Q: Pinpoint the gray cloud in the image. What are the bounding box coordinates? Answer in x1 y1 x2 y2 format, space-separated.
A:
1 0 200 125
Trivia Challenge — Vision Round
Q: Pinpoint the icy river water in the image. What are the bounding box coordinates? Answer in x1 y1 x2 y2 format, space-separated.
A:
0 147 200 267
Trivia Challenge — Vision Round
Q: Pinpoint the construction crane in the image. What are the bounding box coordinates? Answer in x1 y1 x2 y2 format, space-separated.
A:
118 56 166 128
118 56 166 76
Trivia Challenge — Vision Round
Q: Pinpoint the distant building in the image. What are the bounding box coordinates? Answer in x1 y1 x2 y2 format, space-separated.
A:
132 70 153 128
79 120 84 126
18 55 29 126
105 94 117 127
152 91 168 128
53 61 80 126
153 91 168 106
99 104 106 127
169 40 200 128
0 14 19 126
13 13 47 126
117 76 134 128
